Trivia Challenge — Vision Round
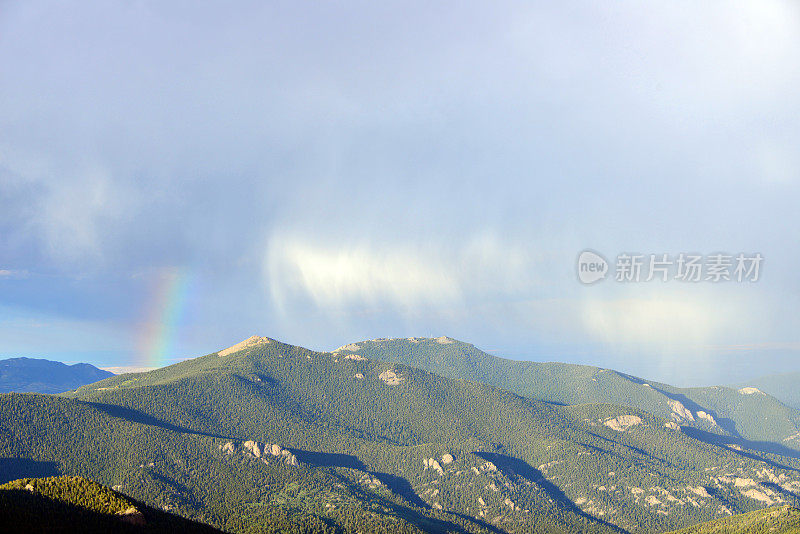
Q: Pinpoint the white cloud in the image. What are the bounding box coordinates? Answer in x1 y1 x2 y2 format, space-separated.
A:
577 292 754 383
0 146 138 264
580 293 742 351
265 232 540 314
754 139 799 185
0 269 28 279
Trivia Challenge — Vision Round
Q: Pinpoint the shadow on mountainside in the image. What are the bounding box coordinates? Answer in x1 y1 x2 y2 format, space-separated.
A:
763 481 800 503
370 472 431 510
473 452 627 533
0 458 60 484
288 449 432 510
681 426 800 468
0 487 222 533
83 402 231 440
588 432 656 461
448 511 508 534
289 449 366 470
347 487 475 534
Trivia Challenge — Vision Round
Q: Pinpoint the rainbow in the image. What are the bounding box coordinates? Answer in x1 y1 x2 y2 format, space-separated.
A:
136 267 193 369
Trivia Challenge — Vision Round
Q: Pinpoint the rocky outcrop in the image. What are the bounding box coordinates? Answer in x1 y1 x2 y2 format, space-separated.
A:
738 387 765 395
220 441 298 466
603 415 642 431
243 441 262 458
696 411 717 426
284 451 299 466
667 399 695 422
423 458 444 476
218 336 272 357
645 495 662 506
378 369 403 385
741 487 780 505
687 486 711 498
333 343 361 353
359 474 383 489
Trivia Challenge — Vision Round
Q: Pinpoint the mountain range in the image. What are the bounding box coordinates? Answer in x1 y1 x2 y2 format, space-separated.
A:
337 337 800 454
1 335 799 533
0 357 114 394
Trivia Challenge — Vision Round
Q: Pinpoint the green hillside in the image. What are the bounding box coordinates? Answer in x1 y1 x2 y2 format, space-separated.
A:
666 505 800 534
736 372 800 412
337 337 800 452
0 475 222 533
1 336 799 533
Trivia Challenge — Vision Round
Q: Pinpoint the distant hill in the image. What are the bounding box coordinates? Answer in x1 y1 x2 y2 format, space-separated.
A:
736 372 800 411
666 505 800 533
336 337 800 452
0 357 113 394
0 475 222 533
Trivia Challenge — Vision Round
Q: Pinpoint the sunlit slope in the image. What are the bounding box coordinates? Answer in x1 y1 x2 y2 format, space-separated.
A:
63 337 800 531
0 393 457 533
0 475 222 533
6 337 622 534
666 505 800 534
340 337 800 449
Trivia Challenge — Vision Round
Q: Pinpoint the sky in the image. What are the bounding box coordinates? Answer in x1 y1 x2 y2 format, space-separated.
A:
1 1 800 385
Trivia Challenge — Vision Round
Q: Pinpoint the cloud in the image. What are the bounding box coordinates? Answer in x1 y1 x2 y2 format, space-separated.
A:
0 148 139 265
754 139 800 185
577 292 753 383
581 295 732 350
265 232 540 314
1 1 800 383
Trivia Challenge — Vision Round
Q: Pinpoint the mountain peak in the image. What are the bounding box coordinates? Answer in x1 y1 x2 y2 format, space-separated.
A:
332 336 467 353
217 335 273 357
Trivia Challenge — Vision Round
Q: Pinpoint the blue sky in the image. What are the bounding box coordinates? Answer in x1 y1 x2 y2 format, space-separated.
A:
1 1 799 385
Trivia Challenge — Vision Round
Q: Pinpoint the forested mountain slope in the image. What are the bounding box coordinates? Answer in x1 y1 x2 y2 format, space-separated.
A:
339 337 800 451
1 336 799 533
665 505 800 534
